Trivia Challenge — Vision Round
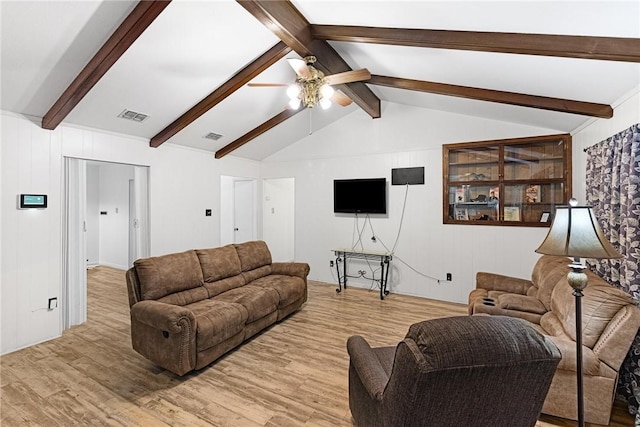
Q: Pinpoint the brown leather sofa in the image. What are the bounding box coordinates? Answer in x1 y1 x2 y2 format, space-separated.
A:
469 255 640 425
347 316 561 427
125 240 309 376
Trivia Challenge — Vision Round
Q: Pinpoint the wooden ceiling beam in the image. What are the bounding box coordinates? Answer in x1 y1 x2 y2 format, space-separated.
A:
368 75 613 118
150 41 292 148
237 0 380 118
311 25 640 62
215 107 304 159
42 1 171 130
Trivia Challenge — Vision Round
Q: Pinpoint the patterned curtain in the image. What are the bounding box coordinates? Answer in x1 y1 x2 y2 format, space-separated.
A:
585 123 640 417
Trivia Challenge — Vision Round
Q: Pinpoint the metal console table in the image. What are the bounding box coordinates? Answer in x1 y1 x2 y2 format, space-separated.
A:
333 248 392 300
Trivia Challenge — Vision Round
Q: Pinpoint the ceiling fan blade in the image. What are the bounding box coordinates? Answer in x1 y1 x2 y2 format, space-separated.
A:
247 83 288 87
331 91 353 107
287 58 311 78
324 69 371 85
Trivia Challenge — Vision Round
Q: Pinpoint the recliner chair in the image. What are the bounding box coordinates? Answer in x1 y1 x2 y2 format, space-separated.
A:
347 316 561 427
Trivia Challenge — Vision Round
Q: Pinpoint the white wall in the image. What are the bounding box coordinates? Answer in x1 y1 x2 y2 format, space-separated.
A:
1 114 63 354
1 112 260 354
262 103 568 303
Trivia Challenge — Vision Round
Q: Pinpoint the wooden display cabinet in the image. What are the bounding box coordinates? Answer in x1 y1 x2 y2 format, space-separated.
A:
443 134 571 226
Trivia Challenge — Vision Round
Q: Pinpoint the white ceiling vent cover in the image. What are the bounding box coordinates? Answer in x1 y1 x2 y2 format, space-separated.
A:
204 132 223 141
117 109 149 122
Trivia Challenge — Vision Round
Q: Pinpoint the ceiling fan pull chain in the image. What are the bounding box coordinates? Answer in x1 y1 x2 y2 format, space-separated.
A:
309 108 313 135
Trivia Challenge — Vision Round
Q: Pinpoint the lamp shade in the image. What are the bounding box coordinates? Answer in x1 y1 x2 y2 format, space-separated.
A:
535 206 621 259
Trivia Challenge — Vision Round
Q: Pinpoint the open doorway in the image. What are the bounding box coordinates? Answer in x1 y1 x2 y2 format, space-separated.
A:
62 158 150 330
220 175 257 245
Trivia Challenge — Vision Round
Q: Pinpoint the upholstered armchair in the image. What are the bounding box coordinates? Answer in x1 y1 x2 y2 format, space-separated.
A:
347 316 561 427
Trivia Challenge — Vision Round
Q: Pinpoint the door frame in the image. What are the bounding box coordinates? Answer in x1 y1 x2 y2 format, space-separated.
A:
62 158 150 330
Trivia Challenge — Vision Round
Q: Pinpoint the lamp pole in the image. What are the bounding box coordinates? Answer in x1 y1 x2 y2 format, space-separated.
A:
568 259 587 427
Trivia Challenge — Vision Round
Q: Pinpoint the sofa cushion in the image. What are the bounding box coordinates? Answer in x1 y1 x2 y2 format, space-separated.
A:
550 271 636 348
548 336 602 376
498 294 547 315
212 286 279 323
235 240 272 272
203 275 245 299
247 275 306 308
196 245 242 282
157 287 209 306
134 250 204 301
242 265 272 283
186 300 248 352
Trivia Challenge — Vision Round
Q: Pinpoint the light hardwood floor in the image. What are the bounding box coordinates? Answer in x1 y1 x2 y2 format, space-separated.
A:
1 266 634 426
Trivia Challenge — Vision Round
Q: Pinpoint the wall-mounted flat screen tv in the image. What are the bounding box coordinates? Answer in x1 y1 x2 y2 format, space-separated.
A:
334 178 387 214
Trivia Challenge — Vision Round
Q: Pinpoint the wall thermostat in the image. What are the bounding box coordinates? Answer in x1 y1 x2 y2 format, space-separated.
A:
19 194 47 209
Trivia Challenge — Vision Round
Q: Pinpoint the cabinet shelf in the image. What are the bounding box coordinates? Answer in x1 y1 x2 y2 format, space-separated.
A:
443 134 572 227
449 160 499 167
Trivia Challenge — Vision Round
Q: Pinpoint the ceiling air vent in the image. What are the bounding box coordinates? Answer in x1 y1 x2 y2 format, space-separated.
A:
117 109 149 122
204 132 223 141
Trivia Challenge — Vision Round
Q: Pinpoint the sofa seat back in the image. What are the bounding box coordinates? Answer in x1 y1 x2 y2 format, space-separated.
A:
196 245 246 298
550 268 638 349
531 255 572 310
133 250 207 306
235 241 273 283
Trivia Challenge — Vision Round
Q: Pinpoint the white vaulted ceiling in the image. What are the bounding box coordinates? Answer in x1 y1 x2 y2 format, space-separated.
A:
2 1 639 160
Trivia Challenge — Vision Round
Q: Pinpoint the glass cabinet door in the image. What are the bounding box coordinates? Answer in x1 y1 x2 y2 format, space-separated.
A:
502 183 564 223
449 184 500 221
444 134 571 226
503 140 565 181
446 146 500 223
448 146 499 182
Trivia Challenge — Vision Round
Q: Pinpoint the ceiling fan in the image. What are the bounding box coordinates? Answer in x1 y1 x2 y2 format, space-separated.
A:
248 56 371 110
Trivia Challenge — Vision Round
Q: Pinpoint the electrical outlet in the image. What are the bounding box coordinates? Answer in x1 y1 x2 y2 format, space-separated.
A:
446 273 452 281
330 260 334 267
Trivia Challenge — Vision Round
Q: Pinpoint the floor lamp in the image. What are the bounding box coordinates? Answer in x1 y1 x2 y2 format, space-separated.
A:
535 200 622 427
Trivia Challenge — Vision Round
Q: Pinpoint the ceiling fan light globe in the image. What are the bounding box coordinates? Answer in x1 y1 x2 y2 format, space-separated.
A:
320 84 334 99
286 84 300 100
288 98 301 109
320 98 331 110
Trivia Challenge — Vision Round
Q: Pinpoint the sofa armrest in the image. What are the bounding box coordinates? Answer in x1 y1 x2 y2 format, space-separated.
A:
593 305 640 370
347 335 389 400
129 300 197 376
131 300 196 333
271 262 310 279
476 272 533 295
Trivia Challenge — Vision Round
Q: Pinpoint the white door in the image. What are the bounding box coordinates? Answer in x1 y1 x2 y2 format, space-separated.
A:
233 180 254 243
63 157 87 329
85 164 100 266
128 166 150 266
263 178 295 261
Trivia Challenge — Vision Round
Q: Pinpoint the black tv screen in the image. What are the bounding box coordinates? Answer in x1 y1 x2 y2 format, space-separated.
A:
334 178 387 214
